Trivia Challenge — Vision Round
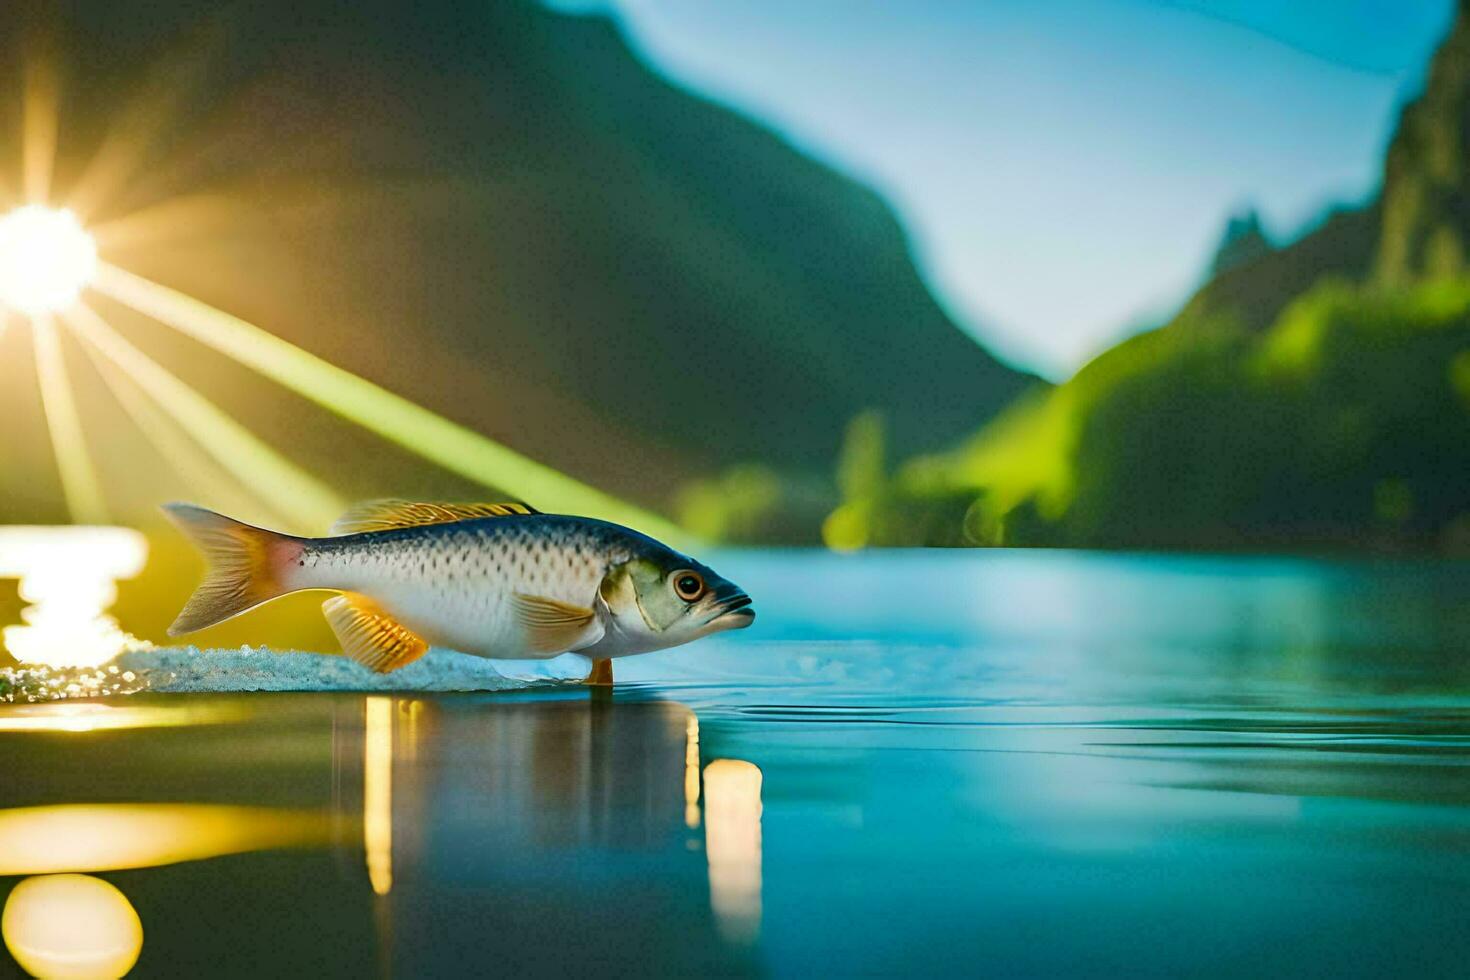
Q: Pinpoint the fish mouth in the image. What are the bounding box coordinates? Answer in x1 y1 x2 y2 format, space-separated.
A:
705 593 755 631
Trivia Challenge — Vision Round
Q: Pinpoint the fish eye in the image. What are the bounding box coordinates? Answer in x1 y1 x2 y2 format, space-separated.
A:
672 570 704 602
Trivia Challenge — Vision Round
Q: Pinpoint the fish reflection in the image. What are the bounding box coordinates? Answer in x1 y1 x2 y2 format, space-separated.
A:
342 695 766 970
2 873 142 979
343 697 704 861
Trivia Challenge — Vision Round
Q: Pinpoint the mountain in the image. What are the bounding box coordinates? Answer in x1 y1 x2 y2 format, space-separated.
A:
1180 0 1470 333
0 0 1032 530
1178 203 1380 332
1207 208 1275 278
1378 0 1470 285
855 2 1470 554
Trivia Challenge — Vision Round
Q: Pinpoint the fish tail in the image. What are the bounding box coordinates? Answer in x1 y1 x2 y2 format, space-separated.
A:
163 503 306 635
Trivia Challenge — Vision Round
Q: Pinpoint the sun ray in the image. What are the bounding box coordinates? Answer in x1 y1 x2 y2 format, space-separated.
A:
77 329 287 525
89 192 247 254
31 314 109 524
92 261 685 540
20 39 59 205
62 301 344 532
89 176 478 254
64 21 228 222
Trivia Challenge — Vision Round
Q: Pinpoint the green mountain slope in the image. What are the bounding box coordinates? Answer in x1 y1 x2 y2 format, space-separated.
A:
1182 204 1381 332
1379 1 1470 285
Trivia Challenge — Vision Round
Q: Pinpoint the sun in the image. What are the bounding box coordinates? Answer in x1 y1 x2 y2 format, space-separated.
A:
0 205 97 316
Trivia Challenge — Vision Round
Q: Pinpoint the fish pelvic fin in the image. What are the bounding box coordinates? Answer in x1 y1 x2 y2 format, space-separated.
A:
323 594 429 673
163 503 305 635
585 658 613 686
512 593 604 655
330 499 539 536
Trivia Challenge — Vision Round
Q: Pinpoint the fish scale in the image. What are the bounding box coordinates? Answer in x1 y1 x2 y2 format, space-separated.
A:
298 519 605 651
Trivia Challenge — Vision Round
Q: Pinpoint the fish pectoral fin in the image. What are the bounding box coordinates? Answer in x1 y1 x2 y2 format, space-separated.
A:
330 499 538 536
323 594 429 673
511 593 603 655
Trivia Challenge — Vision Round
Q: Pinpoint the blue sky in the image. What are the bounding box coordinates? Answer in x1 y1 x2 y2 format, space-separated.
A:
570 0 1455 378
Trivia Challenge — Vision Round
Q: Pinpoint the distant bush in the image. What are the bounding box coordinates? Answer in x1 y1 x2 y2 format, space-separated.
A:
673 463 835 546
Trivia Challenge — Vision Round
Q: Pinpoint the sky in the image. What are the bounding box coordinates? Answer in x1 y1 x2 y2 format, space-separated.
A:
572 0 1456 378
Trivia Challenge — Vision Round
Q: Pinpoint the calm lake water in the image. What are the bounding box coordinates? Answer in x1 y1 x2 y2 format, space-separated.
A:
4 549 1470 977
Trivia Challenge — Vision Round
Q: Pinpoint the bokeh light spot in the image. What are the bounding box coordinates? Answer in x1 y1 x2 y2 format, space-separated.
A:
2 873 142 979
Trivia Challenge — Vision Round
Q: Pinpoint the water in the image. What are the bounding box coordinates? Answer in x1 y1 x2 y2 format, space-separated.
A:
4 550 1470 977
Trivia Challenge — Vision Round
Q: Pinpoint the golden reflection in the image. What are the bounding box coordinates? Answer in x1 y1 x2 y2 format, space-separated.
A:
703 759 763 943
3 874 142 979
398 699 424 765
0 525 148 668
684 715 702 829
0 702 247 733
364 696 394 896
0 804 334 876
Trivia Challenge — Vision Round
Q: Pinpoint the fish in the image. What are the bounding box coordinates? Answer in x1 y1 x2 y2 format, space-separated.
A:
162 499 754 683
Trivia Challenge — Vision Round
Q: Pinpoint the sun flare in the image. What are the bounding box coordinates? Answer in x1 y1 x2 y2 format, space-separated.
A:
0 36 676 677
0 206 97 316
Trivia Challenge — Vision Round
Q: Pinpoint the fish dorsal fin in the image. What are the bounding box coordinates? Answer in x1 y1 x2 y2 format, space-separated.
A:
511 593 604 655
330 499 539 536
323 593 429 673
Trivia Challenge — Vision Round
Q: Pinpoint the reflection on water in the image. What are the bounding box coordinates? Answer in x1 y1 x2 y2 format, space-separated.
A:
3 873 142 979
703 759 763 943
0 702 248 733
0 804 335 875
337 693 765 974
4 552 1470 976
685 715 702 829
0 665 147 704
363 696 394 896
0 801 337 976
0 526 148 669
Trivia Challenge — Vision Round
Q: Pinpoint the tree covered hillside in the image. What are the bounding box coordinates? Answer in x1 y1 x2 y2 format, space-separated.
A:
850 1 1470 554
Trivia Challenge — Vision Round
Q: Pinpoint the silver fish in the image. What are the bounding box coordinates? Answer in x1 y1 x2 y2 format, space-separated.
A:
164 499 754 682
